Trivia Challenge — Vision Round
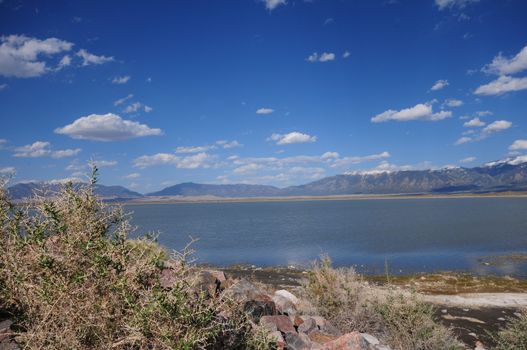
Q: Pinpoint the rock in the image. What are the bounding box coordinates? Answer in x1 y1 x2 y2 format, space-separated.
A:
260 315 295 334
292 315 304 327
269 331 286 350
223 279 266 302
298 317 317 334
285 332 312 350
273 294 297 315
198 270 226 296
308 330 338 344
243 295 276 323
321 332 388 350
274 289 299 305
320 322 342 337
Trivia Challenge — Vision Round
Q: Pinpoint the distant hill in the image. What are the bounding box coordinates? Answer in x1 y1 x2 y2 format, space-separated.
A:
147 182 282 197
7 182 143 201
148 156 527 198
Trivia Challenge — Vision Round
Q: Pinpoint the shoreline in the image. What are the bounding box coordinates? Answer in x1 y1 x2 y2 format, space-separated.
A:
122 191 527 205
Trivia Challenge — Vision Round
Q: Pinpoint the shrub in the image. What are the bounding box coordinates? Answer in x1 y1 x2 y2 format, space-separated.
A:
491 310 527 350
0 168 269 349
301 256 463 350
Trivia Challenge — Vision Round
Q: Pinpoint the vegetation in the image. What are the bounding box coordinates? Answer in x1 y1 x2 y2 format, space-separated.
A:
0 168 269 350
491 310 527 350
300 256 464 350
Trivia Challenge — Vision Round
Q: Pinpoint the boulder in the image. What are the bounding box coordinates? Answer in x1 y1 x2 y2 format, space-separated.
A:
243 295 276 323
308 330 338 344
285 332 312 350
198 270 226 296
260 315 295 334
321 332 389 350
272 294 297 315
298 317 317 334
269 331 286 350
274 289 299 305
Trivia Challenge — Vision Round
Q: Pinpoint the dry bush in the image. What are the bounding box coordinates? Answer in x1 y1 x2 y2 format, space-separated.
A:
491 310 527 350
300 256 463 350
299 255 382 333
0 168 270 350
374 294 463 350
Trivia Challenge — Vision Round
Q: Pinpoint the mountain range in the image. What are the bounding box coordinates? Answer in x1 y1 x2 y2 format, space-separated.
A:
6 156 527 201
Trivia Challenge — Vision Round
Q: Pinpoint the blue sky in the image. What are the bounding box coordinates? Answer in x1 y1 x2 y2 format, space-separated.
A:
1 0 527 193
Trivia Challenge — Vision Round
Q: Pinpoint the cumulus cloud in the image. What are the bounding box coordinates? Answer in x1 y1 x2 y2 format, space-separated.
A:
0 34 73 78
133 152 214 169
123 101 152 114
482 120 512 134
430 79 448 91
268 131 317 145
76 49 114 66
256 108 274 115
233 163 263 175
463 117 485 127
56 55 71 70
175 145 214 154
262 0 286 10
306 52 335 63
476 110 493 117
125 173 141 179
474 75 527 95
371 103 452 123
54 113 163 141
435 0 479 10
459 156 476 163
0 83 7 90
509 140 527 150
331 152 391 168
342 51 351 59
444 98 463 107
13 141 80 158
454 136 472 145
112 75 130 84
483 45 527 76
92 160 117 168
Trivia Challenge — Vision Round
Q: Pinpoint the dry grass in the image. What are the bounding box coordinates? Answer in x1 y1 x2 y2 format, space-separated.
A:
491 310 527 350
0 168 270 350
300 256 464 350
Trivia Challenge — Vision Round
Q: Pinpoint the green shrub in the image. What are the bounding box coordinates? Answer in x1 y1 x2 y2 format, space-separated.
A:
0 168 269 349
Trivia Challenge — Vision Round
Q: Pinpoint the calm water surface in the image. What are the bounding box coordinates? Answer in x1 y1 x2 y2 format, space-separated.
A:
126 197 527 276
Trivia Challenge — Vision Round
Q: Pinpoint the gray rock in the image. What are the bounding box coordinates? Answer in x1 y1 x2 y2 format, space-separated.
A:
298 317 317 334
285 332 312 350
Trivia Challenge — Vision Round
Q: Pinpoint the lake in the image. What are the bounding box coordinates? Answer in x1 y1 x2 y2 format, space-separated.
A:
126 197 527 276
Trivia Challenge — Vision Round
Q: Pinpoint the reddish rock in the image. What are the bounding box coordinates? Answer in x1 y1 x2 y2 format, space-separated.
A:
298 317 317 334
260 315 295 334
292 315 304 327
308 330 338 344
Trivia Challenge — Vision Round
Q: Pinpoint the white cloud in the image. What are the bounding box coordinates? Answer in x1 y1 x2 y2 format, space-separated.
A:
463 117 485 127
306 52 336 63
262 0 286 10
474 75 527 96
342 51 351 59
444 98 463 107
144 105 153 113
485 155 527 167
321 151 340 159
454 136 472 145
435 0 479 10
371 103 452 123
233 163 263 175
133 152 214 169
114 94 133 106
0 139 7 149
332 151 391 168
123 102 142 114
256 107 274 115
56 55 71 70
175 145 214 154
55 113 163 141
216 140 242 149
76 49 114 66
13 141 80 158
92 160 117 168
476 110 493 117
51 148 81 159
0 83 7 90
430 79 449 91
0 34 73 78
460 156 476 163
125 173 141 179
268 131 317 145
482 120 512 134
112 75 130 84
483 45 527 76
509 140 527 151
0 166 16 176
